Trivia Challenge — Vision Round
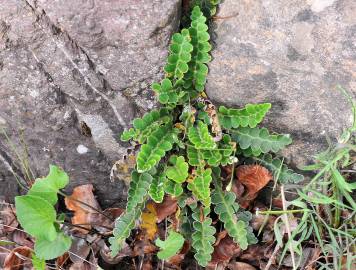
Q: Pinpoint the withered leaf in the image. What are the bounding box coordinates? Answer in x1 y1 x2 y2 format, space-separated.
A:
65 184 101 234
3 246 32 270
153 196 178 223
140 203 158 240
209 233 241 266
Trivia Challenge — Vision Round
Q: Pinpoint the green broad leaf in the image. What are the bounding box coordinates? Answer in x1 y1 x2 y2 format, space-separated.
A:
32 254 46 270
155 231 185 260
218 103 271 129
15 195 57 241
28 165 69 205
34 232 71 260
166 156 189 183
231 127 292 156
187 168 212 206
188 121 216 149
110 207 142 256
126 171 153 212
254 154 304 184
148 174 166 203
136 124 177 172
164 179 183 197
120 128 136 141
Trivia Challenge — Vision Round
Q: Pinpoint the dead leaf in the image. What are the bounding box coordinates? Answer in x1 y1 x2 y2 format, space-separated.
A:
56 252 70 268
206 104 222 141
110 154 136 187
11 231 34 249
227 261 256 270
236 165 272 208
65 184 101 234
153 196 178 223
100 242 133 264
0 202 18 234
140 203 158 240
93 207 124 234
209 233 241 267
3 246 32 270
69 237 91 264
133 238 157 256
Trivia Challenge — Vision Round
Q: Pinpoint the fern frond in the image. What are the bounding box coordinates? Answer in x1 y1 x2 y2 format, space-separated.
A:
188 168 212 206
255 154 304 183
164 30 193 80
152 78 184 106
137 124 177 172
148 173 166 203
218 103 271 129
188 121 216 149
192 0 221 17
191 207 216 267
126 171 153 212
164 179 183 197
232 127 292 156
211 180 249 250
183 6 211 93
109 206 143 256
166 156 189 183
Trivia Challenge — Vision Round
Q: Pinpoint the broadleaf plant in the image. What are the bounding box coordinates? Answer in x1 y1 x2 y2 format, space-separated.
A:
111 6 295 267
14 165 72 260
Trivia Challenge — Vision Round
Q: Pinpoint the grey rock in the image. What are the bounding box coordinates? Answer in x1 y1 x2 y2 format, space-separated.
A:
0 0 181 205
206 0 355 167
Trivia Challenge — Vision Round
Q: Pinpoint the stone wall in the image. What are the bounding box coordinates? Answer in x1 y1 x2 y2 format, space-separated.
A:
0 0 181 205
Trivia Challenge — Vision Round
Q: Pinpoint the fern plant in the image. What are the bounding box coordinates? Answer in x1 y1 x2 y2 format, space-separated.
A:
111 6 296 266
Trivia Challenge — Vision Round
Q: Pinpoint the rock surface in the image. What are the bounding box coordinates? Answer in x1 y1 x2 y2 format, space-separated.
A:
206 0 355 167
0 0 181 205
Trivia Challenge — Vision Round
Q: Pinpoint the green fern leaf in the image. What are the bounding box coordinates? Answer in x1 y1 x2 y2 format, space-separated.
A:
109 206 142 256
120 128 136 141
192 0 221 17
166 156 189 183
164 30 193 80
231 127 292 156
191 207 216 267
164 179 183 197
211 180 249 250
188 121 216 149
137 124 177 172
183 6 211 93
152 78 184 106
188 168 212 206
254 154 304 183
218 103 271 129
187 146 205 166
148 173 165 203
126 171 152 212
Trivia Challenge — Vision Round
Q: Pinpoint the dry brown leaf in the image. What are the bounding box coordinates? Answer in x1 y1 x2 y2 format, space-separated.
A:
0 202 18 234
110 154 136 187
140 203 158 240
3 246 32 270
153 196 178 223
65 184 101 234
206 103 222 141
227 261 256 270
236 165 272 208
100 242 133 265
69 237 91 264
93 207 124 234
56 252 70 268
209 233 241 266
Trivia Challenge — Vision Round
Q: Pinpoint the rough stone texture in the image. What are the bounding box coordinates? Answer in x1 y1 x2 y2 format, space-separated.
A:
206 0 355 167
0 0 181 205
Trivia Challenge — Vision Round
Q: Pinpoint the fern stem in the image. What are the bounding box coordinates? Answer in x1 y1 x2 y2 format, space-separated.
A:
257 209 309 215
